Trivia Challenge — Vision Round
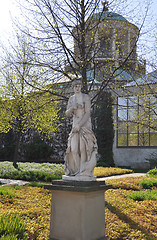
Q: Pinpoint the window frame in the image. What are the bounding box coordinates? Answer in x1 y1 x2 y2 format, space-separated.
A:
116 95 157 148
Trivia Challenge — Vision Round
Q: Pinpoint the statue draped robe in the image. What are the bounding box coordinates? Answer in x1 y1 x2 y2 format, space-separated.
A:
64 93 98 177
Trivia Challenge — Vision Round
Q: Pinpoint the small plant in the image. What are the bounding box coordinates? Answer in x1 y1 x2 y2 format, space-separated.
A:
0 214 27 239
0 234 18 240
128 190 157 201
146 167 157 178
12 186 22 190
27 182 45 188
139 179 157 189
0 187 16 199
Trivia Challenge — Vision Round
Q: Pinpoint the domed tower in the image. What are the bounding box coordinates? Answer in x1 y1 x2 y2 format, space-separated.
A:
73 9 146 84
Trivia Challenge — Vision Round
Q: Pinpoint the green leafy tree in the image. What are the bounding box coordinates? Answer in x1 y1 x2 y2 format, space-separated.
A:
0 33 59 168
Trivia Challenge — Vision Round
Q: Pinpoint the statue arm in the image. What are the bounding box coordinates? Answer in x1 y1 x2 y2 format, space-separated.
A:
65 97 76 117
73 95 90 133
78 95 91 127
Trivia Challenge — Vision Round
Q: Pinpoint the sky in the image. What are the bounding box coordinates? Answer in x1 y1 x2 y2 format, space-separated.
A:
0 0 156 35
0 0 19 40
0 0 156 70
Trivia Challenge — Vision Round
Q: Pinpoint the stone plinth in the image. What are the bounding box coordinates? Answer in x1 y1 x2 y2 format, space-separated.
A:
62 175 96 181
44 180 110 240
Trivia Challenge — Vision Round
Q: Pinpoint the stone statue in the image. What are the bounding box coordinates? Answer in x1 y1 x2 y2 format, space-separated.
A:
64 78 97 180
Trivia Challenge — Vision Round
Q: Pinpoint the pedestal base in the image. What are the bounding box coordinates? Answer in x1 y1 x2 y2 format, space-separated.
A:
62 175 96 181
45 180 110 240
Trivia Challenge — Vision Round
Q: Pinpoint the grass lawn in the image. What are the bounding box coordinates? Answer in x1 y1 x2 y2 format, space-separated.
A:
105 177 157 240
0 176 156 239
0 161 133 182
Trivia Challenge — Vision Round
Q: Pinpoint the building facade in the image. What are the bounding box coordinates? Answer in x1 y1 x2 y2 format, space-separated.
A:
113 71 157 168
72 10 157 168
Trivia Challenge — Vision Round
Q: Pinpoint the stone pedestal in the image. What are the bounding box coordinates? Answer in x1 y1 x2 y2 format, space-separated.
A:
44 180 110 240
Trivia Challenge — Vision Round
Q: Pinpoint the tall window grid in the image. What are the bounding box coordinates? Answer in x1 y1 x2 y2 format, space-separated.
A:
117 95 157 147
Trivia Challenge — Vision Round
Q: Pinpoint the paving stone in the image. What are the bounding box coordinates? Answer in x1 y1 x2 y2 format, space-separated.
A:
0 173 146 186
97 173 146 181
0 178 29 186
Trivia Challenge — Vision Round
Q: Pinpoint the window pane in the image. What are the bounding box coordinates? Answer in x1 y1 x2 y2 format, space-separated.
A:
128 122 138 133
118 134 127 146
150 95 157 109
99 37 111 57
128 96 137 107
139 124 149 133
150 121 157 132
118 109 127 121
138 94 151 134
139 95 150 106
128 108 137 121
150 133 157 146
128 97 138 121
118 97 127 107
149 96 157 132
139 133 149 146
139 96 150 120
118 97 127 146
128 134 138 146
118 121 127 133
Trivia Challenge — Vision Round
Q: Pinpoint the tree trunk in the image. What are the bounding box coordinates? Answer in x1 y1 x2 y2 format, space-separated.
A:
13 134 21 170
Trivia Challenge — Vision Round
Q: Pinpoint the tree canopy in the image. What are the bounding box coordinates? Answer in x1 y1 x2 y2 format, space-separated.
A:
0 32 59 166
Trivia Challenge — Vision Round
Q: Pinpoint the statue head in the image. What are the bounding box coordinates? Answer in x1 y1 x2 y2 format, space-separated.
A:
72 78 82 88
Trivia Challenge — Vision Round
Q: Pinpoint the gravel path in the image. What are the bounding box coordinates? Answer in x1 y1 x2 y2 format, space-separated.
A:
97 173 146 181
0 173 146 186
0 178 29 186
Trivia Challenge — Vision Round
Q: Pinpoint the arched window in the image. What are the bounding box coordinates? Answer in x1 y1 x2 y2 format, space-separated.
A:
99 37 111 58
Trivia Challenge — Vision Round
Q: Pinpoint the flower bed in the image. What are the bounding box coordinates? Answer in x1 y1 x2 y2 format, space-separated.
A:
94 167 133 177
105 177 157 240
0 185 51 239
0 176 156 239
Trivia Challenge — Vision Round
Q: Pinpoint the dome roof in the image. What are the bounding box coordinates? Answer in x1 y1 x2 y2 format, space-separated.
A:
89 11 127 22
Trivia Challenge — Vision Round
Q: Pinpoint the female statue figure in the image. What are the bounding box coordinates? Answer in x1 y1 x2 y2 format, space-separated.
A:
64 78 97 178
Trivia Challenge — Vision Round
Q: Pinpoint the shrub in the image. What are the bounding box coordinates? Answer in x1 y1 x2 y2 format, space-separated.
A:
139 179 157 189
93 91 114 167
128 190 157 201
27 182 45 188
24 136 53 162
146 167 157 177
0 214 27 239
96 160 110 168
0 131 15 161
0 187 16 199
0 170 62 182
